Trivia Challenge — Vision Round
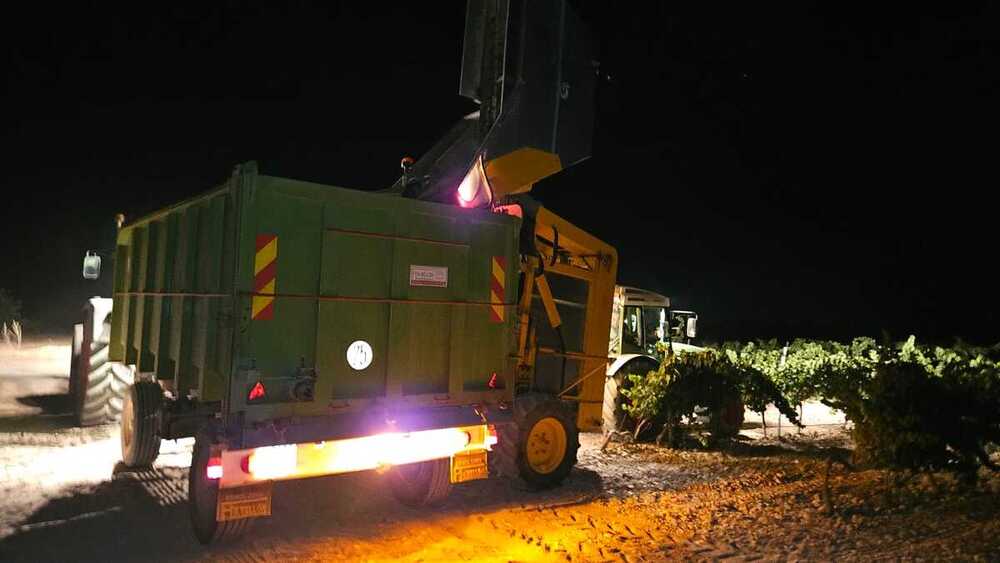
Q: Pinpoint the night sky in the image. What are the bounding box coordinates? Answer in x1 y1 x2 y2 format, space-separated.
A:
2 3 998 344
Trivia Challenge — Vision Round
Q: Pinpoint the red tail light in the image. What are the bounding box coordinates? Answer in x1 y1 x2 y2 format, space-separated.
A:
206 457 223 480
248 381 266 401
486 424 499 449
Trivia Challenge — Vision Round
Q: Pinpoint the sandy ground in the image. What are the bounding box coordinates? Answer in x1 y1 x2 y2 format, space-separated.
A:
1 340 999 562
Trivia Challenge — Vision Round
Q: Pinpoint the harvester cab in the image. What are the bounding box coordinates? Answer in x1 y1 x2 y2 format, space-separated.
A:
603 286 710 431
603 286 743 438
612 286 672 356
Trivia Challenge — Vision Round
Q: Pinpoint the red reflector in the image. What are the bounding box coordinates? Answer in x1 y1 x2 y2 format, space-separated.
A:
248 381 266 401
488 372 498 389
206 457 223 480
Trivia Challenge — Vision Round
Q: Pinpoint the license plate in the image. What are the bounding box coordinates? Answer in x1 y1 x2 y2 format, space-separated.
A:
451 450 488 484
217 483 272 522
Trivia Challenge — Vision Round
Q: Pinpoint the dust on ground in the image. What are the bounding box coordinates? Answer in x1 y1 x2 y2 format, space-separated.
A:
1 340 999 562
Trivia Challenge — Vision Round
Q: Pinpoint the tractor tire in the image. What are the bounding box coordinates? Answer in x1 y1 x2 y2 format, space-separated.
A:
709 396 745 439
89 319 131 423
387 459 453 508
76 333 112 427
602 372 626 433
107 362 134 422
602 357 660 434
489 421 520 479
189 431 253 545
493 393 579 490
68 324 83 401
121 380 163 467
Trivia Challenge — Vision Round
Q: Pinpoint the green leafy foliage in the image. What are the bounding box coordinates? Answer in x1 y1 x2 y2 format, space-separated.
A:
620 346 800 446
720 344 801 421
617 336 1000 478
851 337 1000 477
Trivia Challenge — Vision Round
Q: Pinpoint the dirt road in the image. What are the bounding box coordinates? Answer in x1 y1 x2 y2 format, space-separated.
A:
2 340 999 562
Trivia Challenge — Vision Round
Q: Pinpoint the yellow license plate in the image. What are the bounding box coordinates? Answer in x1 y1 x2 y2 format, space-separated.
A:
451 450 489 484
217 483 272 522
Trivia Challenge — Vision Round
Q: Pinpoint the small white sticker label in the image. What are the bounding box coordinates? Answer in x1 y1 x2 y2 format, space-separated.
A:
346 340 373 371
409 265 448 287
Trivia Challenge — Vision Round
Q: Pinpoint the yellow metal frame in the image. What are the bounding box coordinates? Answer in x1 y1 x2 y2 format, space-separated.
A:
526 416 569 474
515 206 618 431
484 148 563 199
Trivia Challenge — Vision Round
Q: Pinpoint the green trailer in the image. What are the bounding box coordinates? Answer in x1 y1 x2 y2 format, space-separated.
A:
112 162 519 429
108 163 583 542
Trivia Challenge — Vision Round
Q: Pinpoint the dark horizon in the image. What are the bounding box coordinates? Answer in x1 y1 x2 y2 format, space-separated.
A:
2 2 998 345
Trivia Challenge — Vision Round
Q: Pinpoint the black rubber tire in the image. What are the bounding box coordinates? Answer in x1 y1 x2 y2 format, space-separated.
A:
710 396 746 439
92 319 130 423
489 421 520 479
493 393 579 490
189 431 253 545
121 381 163 467
69 324 83 401
107 362 133 422
387 458 453 508
602 357 660 434
77 333 111 427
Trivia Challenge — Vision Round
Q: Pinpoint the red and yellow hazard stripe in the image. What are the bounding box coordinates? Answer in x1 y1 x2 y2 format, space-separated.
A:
253 234 277 320
489 256 505 323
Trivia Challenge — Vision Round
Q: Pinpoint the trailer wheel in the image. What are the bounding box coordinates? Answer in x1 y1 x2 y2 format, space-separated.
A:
495 393 579 490
76 327 112 427
68 324 83 401
387 459 452 508
189 431 253 544
121 381 163 467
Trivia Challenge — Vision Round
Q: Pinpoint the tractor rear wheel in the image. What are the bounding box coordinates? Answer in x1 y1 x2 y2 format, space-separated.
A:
602 357 660 434
121 380 163 467
490 421 519 479
68 324 83 401
388 458 453 507
709 396 745 439
189 431 253 544
76 323 112 427
107 362 134 422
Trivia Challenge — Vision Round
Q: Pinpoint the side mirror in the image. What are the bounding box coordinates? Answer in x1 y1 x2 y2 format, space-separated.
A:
82 251 101 280
686 317 698 339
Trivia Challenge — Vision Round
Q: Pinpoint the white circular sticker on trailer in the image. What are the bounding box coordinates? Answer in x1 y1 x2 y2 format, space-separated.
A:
346 340 373 371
